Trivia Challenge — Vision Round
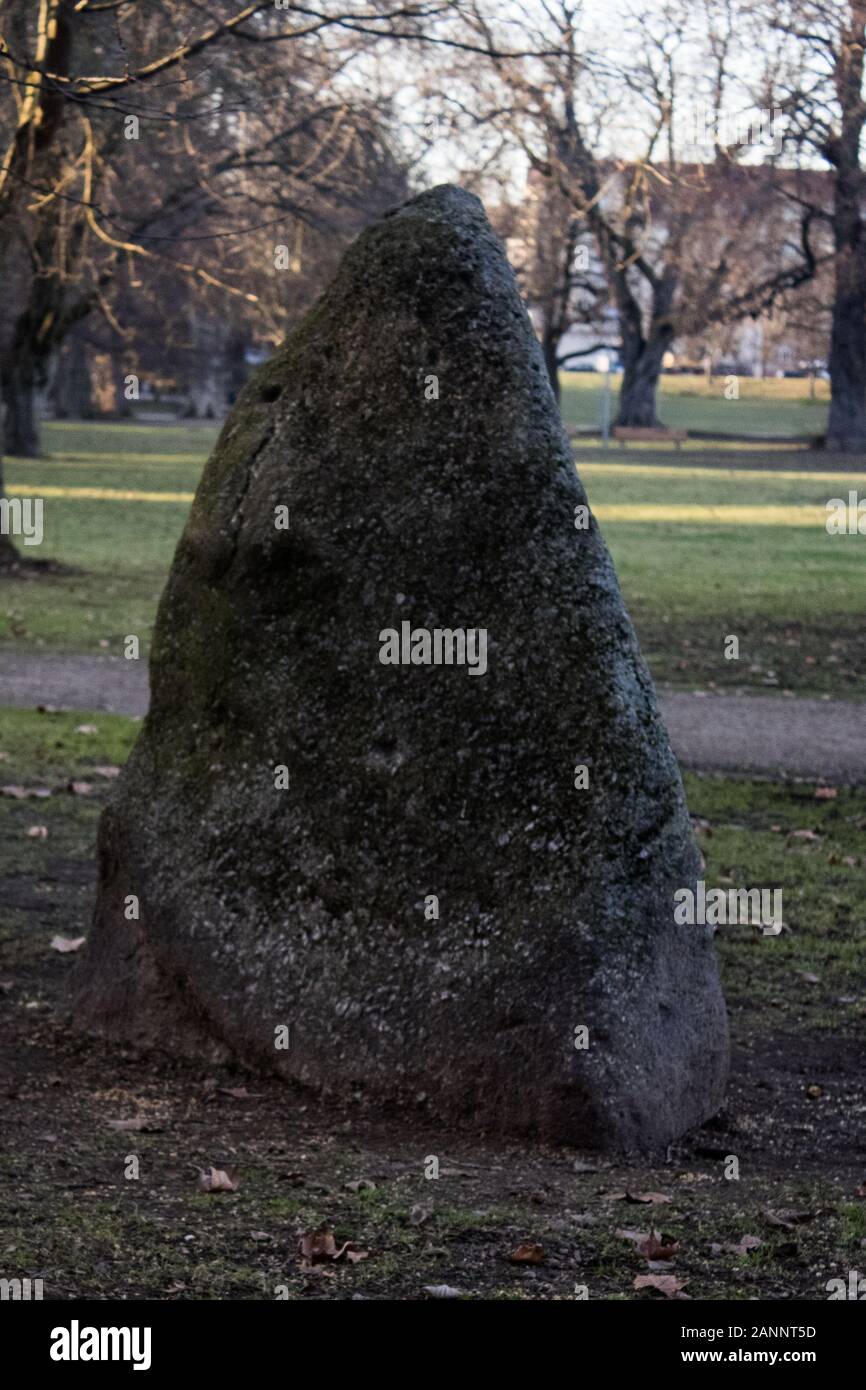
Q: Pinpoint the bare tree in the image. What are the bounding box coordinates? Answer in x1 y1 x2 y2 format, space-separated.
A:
508 173 608 403
447 0 824 425
757 0 866 450
0 0 550 565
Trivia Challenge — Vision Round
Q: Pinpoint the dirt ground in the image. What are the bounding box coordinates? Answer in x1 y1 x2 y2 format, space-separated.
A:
1 708 865 1301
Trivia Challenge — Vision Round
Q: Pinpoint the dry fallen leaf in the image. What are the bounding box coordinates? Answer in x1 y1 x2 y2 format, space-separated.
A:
298 1226 369 1266
634 1274 689 1299
618 1227 678 1260
92 766 121 779
50 935 86 953
790 829 821 841
27 825 48 838
1 785 51 799
298 1228 337 1263
814 787 837 800
343 1178 376 1193
75 724 97 735
67 781 93 796
506 1242 545 1265
710 1234 762 1256
198 1166 238 1193
639 1227 679 1261
107 1117 164 1133
762 1208 813 1229
423 1285 463 1299
610 1191 671 1205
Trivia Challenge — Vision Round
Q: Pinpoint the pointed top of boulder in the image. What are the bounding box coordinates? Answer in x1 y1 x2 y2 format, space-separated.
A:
383 182 486 225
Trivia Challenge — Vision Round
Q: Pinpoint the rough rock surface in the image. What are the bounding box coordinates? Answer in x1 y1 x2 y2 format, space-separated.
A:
72 185 728 1150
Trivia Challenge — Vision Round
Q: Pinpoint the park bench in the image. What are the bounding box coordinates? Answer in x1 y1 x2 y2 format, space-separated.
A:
613 425 688 450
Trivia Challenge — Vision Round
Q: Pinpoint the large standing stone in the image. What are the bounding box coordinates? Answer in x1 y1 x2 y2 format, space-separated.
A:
73 185 728 1150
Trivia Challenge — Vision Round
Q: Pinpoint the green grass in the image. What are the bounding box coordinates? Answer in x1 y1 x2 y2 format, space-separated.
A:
690 773 866 1034
0 707 140 958
590 460 866 697
3 422 213 654
561 371 831 437
0 703 139 779
1 416 864 698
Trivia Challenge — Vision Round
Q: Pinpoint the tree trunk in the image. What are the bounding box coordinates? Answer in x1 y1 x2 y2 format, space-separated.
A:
112 361 134 418
51 337 94 420
224 333 248 405
0 0 73 564
541 323 561 403
825 178 866 450
826 286 866 450
0 452 19 567
615 331 669 427
186 310 227 419
1 353 41 457
825 2 866 452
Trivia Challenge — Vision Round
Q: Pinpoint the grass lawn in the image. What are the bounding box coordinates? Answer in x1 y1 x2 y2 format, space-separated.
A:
2 422 211 653
583 448 866 698
1 417 864 699
1 706 864 1299
561 371 831 438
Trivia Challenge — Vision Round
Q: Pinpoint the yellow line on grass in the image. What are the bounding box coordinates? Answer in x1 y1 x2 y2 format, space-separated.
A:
580 462 866 484
593 504 828 525
4 486 837 525
8 483 195 503
39 452 205 466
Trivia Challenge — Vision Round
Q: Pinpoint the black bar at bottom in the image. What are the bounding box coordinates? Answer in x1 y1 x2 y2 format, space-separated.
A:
4 1297 859 1375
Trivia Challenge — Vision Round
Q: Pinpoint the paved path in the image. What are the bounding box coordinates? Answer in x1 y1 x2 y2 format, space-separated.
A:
1 650 864 782
0 651 149 718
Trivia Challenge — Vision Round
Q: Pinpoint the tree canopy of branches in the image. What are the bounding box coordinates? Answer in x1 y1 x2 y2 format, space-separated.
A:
441 0 828 426
0 0 545 564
